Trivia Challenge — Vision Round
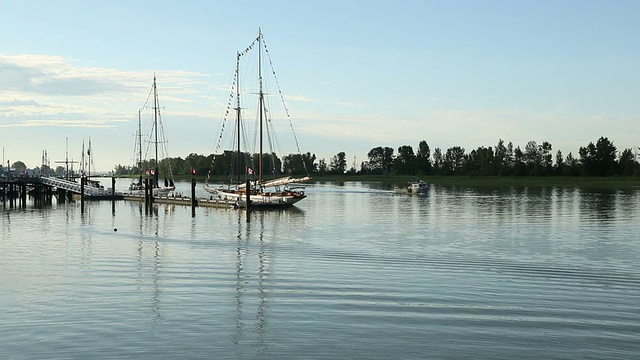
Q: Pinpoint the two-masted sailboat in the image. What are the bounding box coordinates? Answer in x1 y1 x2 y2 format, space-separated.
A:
204 30 310 207
128 75 175 196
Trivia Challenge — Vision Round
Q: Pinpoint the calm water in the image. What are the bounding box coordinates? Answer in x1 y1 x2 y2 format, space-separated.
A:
1 180 639 359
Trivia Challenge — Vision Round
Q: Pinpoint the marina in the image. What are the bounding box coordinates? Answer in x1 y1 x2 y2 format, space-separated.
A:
0 175 251 211
2 6 640 358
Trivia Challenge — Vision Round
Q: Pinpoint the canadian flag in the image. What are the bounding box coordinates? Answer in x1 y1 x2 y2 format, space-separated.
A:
246 166 255 175
149 169 155 175
191 168 197 175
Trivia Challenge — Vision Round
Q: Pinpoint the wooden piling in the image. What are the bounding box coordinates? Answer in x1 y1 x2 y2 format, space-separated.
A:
191 177 196 217
111 176 116 215
144 178 149 214
245 178 251 220
80 176 85 214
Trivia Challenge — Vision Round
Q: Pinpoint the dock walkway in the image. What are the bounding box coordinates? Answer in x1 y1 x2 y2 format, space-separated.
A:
123 194 238 209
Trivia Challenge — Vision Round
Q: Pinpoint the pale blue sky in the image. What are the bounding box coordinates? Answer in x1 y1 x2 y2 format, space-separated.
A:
1 0 639 171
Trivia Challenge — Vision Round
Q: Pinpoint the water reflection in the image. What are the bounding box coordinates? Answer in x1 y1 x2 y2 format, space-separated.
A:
233 211 269 355
127 201 165 328
1 181 640 359
579 188 617 223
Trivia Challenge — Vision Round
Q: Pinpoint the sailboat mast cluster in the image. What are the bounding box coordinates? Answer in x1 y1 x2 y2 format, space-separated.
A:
127 75 175 196
203 29 310 207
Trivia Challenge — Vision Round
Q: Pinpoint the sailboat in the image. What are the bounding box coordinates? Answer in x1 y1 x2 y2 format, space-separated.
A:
81 138 104 190
128 75 175 196
204 29 310 207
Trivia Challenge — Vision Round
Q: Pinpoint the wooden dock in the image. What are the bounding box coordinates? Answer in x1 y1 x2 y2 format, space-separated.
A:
123 194 239 209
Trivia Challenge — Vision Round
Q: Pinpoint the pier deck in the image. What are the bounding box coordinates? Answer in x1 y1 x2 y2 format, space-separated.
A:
123 194 238 209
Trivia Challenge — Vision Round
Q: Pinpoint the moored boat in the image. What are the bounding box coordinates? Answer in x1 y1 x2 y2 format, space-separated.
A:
204 29 310 207
127 75 175 197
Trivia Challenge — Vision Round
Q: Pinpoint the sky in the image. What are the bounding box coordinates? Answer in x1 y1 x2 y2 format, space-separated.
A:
1 0 639 172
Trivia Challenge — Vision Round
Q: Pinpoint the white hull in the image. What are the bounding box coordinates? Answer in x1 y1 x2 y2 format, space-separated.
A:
407 181 429 194
127 186 175 197
395 180 429 194
204 185 305 207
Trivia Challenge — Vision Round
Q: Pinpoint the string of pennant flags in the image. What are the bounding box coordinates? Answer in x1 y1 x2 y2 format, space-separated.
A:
205 30 309 180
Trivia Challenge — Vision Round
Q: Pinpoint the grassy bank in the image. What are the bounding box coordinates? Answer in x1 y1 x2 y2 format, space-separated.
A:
309 175 640 189
156 174 640 189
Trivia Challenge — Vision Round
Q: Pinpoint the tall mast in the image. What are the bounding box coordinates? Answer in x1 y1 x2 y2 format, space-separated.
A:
81 140 85 175
138 109 143 183
235 52 242 185
153 74 159 187
258 29 264 185
88 137 92 177
65 137 69 179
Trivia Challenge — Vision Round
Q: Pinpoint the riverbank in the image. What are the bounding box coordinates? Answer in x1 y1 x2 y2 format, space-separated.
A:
130 174 640 189
310 175 640 189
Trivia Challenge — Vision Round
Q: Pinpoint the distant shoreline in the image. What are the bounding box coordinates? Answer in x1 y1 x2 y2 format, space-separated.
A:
313 175 640 189
156 174 640 189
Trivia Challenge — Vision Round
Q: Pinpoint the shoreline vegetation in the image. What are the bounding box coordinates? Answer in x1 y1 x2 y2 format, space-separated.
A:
9 136 638 190
163 174 640 189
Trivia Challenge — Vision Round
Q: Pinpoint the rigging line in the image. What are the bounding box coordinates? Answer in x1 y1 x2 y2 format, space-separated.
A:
140 80 155 111
264 109 280 175
207 66 239 180
134 80 156 170
262 38 307 176
157 111 173 179
142 110 154 168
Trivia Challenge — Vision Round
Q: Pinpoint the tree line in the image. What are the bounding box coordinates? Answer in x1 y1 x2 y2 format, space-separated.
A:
359 137 639 177
111 136 639 178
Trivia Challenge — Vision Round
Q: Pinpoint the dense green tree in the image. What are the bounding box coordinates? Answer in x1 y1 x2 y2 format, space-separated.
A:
329 151 347 174
554 150 564 175
250 152 282 177
579 137 617 176
506 141 515 170
394 145 416 175
432 147 443 175
303 152 318 174
113 164 131 176
318 159 328 175
494 139 508 176
563 152 580 176
283 152 316 176
367 146 384 174
366 146 394 174
443 146 465 175
415 140 432 175
524 141 542 176
540 141 553 175
512 146 526 176
11 161 27 172
618 148 636 176
382 147 394 174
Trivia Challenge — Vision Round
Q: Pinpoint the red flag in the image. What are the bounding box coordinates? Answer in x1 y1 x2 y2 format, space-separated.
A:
246 166 255 175
191 168 196 175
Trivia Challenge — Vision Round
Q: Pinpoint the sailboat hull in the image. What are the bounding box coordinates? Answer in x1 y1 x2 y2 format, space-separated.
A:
204 185 306 207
